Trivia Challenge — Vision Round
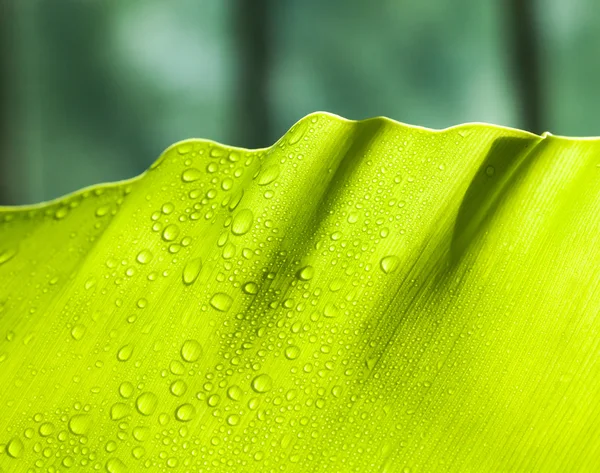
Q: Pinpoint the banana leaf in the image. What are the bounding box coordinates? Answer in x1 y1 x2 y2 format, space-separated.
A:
1 112 599 472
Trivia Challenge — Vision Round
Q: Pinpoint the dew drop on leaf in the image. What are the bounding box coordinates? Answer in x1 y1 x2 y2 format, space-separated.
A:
5 436 24 458
38 422 55 437
136 249 153 265
170 380 187 397
181 168 202 183
242 282 259 295
116 344 134 362
68 414 91 435
380 255 400 274
119 382 134 399
105 457 128 473
70 324 86 341
227 385 243 401
136 392 158 416
323 303 340 318
284 345 301 360
162 224 180 242
132 426 149 442
175 403 195 422
180 339 202 363
227 414 240 426
182 257 202 285
296 265 315 281
231 209 254 236
251 374 273 393
210 292 233 312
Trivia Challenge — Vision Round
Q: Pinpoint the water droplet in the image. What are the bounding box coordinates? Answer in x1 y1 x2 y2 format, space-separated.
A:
170 380 188 397
251 374 273 393
5 437 24 458
136 249 153 264
0 247 18 265
210 292 233 312
119 382 134 399
62 455 75 468
175 403 196 422
111 402 130 421
117 344 134 362
181 168 202 182
162 224 180 242
180 339 202 363
39 422 55 437
257 164 281 186
242 281 259 295
227 414 240 426
323 303 340 318
68 414 91 435
70 324 86 341
231 209 253 236
221 177 234 191
380 255 400 274
296 265 314 281
105 457 128 473
227 385 243 401
207 394 221 407
136 392 158 416
284 345 301 360
182 257 202 285
54 206 69 220
95 204 111 217
132 426 149 442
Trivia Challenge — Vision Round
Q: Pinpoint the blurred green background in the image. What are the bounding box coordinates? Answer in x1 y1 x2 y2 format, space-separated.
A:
1 0 598 205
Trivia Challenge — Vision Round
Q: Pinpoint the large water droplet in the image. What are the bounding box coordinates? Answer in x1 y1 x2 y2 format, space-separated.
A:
210 292 233 312
227 385 243 401
251 374 273 393
117 344 134 362
180 339 202 363
39 422 55 437
231 209 253 236
5 437 24 458
323 303 340 318
136 249 153 264
182 257 202 285
284 345 301 360
170 380 188 397
162 224 180 242
136 392 158 416
70 324 86 341
68 414 91 435
105 457 128 473
242 282 259 295
296 265 314 281
181 168 202 182
175 403 196 422
380 255 400 274
119 382 134 399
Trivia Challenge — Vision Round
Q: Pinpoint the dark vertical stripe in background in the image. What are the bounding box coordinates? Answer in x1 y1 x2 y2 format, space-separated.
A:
507 0 544 134
234 0 272 149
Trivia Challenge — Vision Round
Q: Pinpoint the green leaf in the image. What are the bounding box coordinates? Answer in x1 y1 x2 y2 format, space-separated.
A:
1 112 599 472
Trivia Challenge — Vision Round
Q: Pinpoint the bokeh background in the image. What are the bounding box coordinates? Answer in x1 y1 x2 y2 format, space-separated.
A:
1 0 599 205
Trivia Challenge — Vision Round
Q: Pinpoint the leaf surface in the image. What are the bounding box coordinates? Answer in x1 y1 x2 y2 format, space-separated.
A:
1 112 600 472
